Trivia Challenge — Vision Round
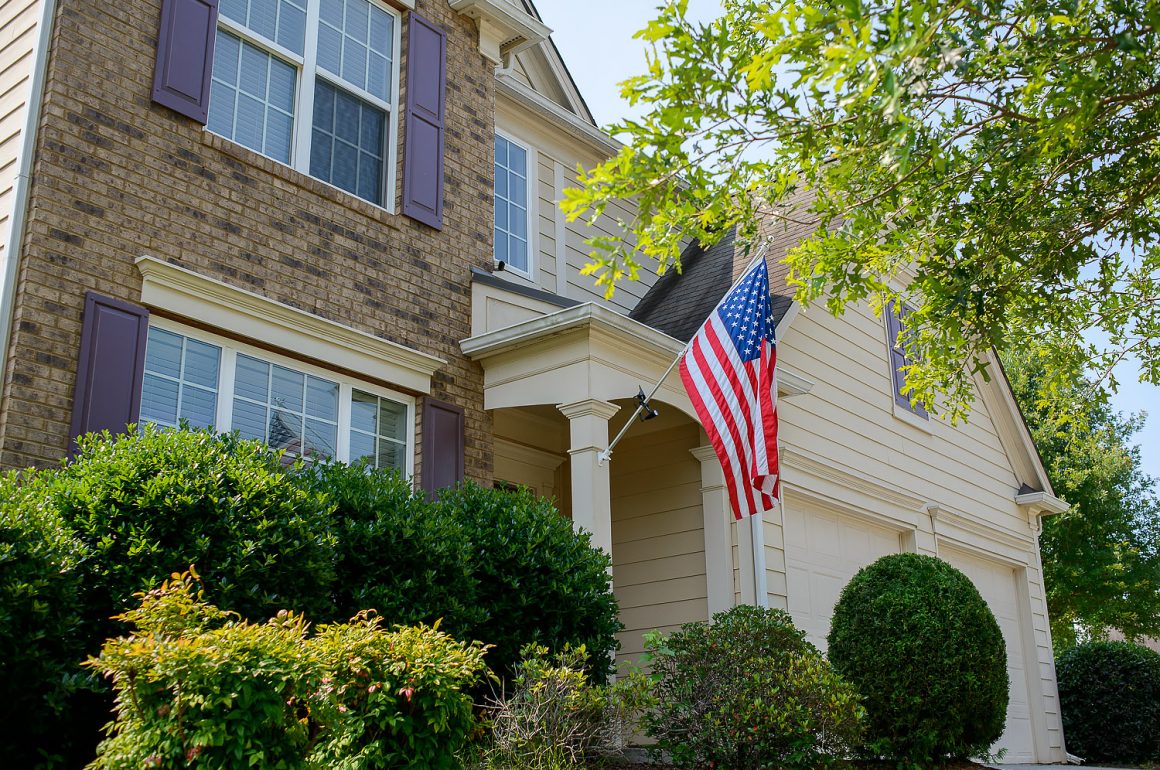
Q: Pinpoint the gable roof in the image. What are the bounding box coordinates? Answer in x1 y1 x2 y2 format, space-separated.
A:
503 0 595 124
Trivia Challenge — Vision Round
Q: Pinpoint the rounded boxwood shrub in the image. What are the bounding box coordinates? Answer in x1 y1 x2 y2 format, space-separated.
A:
827 553 1008 764
38 427 337 643
0 475 86 768
436 482 621 684
645 605 864 770
1056 640 1160 763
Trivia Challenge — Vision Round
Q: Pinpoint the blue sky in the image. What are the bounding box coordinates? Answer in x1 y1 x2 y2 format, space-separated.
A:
538 0 1158 479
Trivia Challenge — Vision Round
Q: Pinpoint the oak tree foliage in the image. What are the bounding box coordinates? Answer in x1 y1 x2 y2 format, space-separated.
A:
563 0 1160 418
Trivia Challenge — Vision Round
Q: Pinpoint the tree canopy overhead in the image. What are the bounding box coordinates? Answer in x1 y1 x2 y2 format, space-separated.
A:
562 0 1160 419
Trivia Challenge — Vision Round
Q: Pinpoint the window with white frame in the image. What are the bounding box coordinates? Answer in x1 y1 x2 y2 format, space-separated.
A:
207 0 400 207
140 324 413 471
494 133 531 276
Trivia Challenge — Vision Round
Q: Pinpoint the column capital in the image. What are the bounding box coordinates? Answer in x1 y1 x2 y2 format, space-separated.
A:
558 398 620 422
690 445 719 464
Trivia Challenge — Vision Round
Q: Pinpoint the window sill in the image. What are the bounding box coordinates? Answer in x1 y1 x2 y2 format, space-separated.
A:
201 132 405 230
892 400 934 433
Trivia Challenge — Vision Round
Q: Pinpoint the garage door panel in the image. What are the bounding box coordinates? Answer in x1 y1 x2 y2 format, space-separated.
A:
784 503 901 650
944 549 1035 763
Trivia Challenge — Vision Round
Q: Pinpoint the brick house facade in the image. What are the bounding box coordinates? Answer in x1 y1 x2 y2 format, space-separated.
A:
0 0 519 485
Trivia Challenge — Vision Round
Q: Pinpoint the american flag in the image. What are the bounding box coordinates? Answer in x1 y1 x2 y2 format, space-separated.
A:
679 259 780 519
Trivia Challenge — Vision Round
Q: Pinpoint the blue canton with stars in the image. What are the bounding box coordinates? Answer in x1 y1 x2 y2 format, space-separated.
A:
715 262 775 363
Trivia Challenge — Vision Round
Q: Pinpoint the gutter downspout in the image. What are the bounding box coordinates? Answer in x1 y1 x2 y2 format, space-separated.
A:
0 0 57 405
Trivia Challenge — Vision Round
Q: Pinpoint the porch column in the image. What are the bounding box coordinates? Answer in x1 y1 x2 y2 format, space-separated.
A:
558 399 620 561
691 445 734 617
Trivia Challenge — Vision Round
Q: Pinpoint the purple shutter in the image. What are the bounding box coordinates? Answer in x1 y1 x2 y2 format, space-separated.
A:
402 13 446 229
152 0 219 124
421 398 464 497
887 302 927 416
69 293 150 449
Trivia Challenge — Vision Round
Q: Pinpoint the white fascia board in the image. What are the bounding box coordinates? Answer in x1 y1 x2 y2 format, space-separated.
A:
495 75 620 156
1015 491 1070 516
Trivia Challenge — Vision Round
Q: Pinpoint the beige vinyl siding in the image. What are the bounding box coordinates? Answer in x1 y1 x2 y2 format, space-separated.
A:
534 152 556 287
777 301 1026 535
0 0 41 279
611 423 707 664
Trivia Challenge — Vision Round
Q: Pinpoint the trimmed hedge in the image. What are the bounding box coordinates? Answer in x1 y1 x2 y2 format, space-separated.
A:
645 605 864 770
437 483 621 684
1057 640 1160 763
0 475 86 768
828 553 1008 764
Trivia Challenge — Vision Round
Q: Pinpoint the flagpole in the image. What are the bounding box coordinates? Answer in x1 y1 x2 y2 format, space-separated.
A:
598 240 771 465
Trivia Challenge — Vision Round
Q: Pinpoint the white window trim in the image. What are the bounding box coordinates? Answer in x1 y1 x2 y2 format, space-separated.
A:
210 0 403 212
494 128 537 281
883 311 934 432
136 255 445 394
149 317 416 475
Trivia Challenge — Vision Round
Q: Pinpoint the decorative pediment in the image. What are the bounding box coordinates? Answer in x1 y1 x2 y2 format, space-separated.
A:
449 0 550 64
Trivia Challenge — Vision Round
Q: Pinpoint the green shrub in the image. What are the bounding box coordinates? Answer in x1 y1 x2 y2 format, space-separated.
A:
474 644 610 770
1056 640 1160 763
44 427 336 641
645 605 864 770
436 483 621 683
0 475 86 768
88 571 488 770
298 461 481 632
827 553 1008 764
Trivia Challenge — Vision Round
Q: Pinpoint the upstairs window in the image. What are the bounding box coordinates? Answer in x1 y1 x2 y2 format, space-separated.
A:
494 133 531 277
886 301 928 419
140 324 413 470
207 0 400 207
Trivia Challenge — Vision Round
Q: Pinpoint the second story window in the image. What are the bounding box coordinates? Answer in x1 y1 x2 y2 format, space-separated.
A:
886 301 929 419
494 133 531 277
208 0 400 207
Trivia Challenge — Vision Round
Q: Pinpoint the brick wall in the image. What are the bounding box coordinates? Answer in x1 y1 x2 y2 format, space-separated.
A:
0 0 495 483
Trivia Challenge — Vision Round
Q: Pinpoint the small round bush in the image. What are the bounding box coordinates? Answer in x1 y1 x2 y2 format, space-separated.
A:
0 476 86 767
646 605 864 770
1057 640 1160 763
435 482 621 683
40 426 337 642
827 553 1008 764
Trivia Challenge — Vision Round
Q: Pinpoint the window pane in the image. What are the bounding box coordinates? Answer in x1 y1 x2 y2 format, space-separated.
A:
271 365 304 412
317 0 394 102
268 408 302 453
184 339 221 388
306 377 339 421
234 354 270 402
317 24 342 75
305 418 337 458
349 430 375 466
141 374 179 426
146 328 183 378
180 386 218 428
250 0 278 41
320 0 343 27
378 400 406 441
310 79 384 205
221 0 305 54
277 3 307 53
350 390 377 433
508 237 528 273
377 438 404 471
232 399 267 441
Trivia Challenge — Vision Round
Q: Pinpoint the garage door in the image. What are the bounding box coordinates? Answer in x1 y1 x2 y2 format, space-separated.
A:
944 549 1036 763
784 503 901 650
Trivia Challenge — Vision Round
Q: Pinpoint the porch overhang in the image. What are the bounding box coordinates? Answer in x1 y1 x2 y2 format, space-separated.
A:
461 302 698 420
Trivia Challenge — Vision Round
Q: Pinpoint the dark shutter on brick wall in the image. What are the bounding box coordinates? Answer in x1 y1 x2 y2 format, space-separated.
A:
421 398 463 497
152 0 219 124
69 293 150 450
402 13 446 229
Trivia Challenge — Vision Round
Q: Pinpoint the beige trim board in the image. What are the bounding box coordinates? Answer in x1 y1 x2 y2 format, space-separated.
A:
136 256 445 393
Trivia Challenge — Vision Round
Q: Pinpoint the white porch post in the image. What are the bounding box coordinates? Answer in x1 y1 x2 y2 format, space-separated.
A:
691 445 734 617
558 399 620 565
